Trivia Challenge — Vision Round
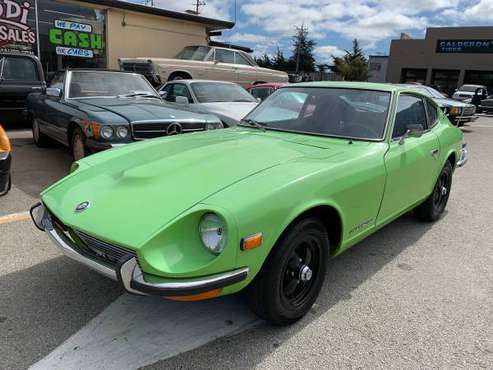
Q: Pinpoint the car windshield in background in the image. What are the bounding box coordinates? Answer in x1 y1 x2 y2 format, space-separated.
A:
459 85 482 92
408 86 444 99
175 46 211 61
191 82 257 103
243 87 391 140
68 72 158 98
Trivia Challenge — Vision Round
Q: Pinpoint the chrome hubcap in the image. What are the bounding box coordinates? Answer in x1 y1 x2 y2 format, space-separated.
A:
299 265 313 282
441 186 448 196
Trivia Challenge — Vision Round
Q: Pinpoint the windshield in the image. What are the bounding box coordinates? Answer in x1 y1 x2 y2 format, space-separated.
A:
459 85 482 92
191 82 256 103
175 46 211 61
243 87 391 140
68 71 158 98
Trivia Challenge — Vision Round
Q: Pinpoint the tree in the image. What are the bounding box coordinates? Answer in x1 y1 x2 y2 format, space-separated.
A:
332 39 369 81
255 53 273 68
272 48 288 71
289 25 316 73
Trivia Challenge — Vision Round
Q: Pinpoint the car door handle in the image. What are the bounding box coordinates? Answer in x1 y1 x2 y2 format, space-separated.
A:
431 149 439 158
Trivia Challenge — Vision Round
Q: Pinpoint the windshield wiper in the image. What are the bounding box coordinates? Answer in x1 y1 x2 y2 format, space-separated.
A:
241 118 267 131
233 99 255 102
118 91 161 99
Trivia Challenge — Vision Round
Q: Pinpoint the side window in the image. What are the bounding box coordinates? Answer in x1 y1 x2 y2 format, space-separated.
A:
393 95 428 138
235 52 252 66
215 49 235 64
250 87 272 101
172 84 193 103
425 99 439 128
163 84 176 102
160 84 173 101
2 57 39 81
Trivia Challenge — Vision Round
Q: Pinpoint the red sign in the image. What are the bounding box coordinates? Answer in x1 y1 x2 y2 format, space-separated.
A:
0 0 36 50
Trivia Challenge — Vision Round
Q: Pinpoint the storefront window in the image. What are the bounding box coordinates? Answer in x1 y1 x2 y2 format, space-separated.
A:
431 69 460 97
37 0 106 75
400 68 427 84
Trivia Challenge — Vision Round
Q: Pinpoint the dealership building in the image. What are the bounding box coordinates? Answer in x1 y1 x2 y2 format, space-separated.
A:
0 0 234 73
386 27 493 95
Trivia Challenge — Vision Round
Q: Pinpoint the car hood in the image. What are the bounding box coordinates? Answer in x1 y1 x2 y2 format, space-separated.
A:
41 128 343 248
195 102 258 121
433 98 473 108
71 98 215 123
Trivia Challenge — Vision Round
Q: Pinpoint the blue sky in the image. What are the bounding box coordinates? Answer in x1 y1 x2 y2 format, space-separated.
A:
127 1 493 64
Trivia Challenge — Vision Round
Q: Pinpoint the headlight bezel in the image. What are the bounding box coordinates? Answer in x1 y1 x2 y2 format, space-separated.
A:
116 126 129 139
199 213 228 255
100 126 114 139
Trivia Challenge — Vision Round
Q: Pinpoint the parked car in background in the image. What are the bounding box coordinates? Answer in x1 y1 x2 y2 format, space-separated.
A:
119 45 289 87
0 125 12 196
247 82 288 101
31 82 466 326
159 80 258 126
27 69 223 160
399 84 477 126
0 53 45 125
479 96 493 114
452 84 488 109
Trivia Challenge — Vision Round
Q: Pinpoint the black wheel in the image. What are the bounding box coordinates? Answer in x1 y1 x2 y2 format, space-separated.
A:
415 161 453 222
246 217 329 325
32 117 50 147
0 174 11 196
71 127 87 161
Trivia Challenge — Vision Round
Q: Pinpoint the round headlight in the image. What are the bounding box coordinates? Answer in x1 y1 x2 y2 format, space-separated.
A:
100 126 114 139
116 126 129 139
199 213 227 255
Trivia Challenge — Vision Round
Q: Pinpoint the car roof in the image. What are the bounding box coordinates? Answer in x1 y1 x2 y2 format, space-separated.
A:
166 79 239 85
249 82 288 89
285 81 411 93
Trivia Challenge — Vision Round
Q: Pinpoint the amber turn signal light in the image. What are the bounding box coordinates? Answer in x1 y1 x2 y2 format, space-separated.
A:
241 233 264 251
0 125 11 153
164 288 222 302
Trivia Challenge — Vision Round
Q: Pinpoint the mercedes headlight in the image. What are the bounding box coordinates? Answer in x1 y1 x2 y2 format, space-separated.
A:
100 126 114 139
206 120 224 130
199 213 227 255
116 126 129 139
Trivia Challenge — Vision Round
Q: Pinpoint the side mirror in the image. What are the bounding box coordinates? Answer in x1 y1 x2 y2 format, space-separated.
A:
256 97 261 103
46 87 62 98
174 96 189 105
399 124 424 145
159 90 168 99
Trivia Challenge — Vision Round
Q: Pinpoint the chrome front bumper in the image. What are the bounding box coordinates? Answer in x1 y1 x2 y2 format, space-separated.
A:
30 203 248 297
457 144 468 168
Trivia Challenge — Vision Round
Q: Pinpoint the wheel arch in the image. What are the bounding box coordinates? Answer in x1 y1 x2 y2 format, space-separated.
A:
167 70 193 81
67 120 82 147
446 151 456 170
276 203 344 256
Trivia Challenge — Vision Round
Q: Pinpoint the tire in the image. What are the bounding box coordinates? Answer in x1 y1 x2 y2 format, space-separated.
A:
246 217 329 325
71 127 87 161
0 174 11 197
168 72 190 81
415 161 453 222
32 117 50 147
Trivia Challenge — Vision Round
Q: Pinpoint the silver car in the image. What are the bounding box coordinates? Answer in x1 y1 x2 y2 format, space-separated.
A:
158 80 259 126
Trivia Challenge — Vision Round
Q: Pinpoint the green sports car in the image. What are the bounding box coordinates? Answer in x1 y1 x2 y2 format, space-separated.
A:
31 82 467 325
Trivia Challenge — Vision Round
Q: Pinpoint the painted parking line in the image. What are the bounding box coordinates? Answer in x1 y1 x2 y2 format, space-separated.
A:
0 211 31 225
30 293 260 370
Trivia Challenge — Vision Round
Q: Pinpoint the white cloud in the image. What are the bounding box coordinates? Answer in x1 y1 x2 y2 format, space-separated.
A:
315 45 345 64
464 0 493 20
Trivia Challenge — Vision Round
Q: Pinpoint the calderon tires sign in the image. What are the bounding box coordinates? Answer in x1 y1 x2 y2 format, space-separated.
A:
0 0 36 51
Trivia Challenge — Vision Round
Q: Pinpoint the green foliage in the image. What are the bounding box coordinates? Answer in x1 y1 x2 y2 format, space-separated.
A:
332 39 369 81
290 25 316 73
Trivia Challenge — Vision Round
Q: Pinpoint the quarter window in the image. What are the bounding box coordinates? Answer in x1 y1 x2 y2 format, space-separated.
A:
425 99 439 128
235 52 252 66
393 95 428 138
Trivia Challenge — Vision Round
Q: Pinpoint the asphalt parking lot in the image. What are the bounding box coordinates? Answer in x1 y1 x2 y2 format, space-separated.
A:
1 118 492 370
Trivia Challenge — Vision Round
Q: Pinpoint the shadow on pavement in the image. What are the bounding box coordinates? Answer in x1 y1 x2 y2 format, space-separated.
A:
0 256 123 370
146 213 434 369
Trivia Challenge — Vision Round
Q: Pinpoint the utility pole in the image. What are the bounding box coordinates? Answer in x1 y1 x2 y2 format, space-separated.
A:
193 0 206 14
